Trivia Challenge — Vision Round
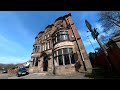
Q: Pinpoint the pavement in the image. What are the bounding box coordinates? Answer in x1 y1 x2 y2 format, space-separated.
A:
0 74 8 79
1 67 120 79
91 68 120 79
8 72 92 79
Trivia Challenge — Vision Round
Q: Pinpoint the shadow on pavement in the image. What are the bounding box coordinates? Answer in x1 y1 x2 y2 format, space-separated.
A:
84 67 120 79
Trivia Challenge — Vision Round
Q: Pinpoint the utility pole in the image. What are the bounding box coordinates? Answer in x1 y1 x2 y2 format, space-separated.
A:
96 37 108 56
85 20 108 55
85 19 114 71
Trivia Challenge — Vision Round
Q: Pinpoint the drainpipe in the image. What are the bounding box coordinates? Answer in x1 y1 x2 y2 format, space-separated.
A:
52 38 56 74
67 18 87 71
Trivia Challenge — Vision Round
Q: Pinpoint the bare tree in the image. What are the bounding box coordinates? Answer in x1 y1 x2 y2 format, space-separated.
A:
98 11 120 33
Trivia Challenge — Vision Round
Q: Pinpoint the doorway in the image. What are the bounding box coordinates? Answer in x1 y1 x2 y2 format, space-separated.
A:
43 55 48 71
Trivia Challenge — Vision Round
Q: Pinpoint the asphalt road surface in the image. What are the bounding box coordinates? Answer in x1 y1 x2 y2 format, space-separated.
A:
8 72 91 79
0 74 8 79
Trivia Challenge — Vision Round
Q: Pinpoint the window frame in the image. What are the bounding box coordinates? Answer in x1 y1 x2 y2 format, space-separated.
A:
53 31 69 45
53 48 75 66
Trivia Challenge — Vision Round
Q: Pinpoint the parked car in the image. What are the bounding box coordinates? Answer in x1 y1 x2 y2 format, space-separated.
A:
2 69 8 73
16 67 29 77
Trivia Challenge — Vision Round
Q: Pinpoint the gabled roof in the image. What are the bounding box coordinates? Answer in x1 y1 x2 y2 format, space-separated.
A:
38 31 44 35
45 24 54 29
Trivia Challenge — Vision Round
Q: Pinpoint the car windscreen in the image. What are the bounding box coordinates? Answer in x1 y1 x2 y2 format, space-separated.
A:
19 68 27 71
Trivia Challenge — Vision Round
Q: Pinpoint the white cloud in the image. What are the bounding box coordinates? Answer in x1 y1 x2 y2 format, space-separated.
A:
95 23 104 33
0 34 26 53
0 11 35 64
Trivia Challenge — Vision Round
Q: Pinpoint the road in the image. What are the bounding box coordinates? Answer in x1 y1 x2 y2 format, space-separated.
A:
0 74 8 79
8 72 92 79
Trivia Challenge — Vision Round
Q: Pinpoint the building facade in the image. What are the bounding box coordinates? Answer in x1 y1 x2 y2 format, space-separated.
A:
29 13 92 75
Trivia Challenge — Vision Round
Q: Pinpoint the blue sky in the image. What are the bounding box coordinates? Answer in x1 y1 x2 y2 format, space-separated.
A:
0 11 104 64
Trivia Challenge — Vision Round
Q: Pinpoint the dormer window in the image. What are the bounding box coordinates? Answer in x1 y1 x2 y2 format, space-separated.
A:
56 24 64 30
59 24 64 29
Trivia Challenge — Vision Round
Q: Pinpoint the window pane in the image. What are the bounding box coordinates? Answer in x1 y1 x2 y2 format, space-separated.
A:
62 35 69 40
56 32 60 36
57 35 60 42
41 45 42 51
54 57 57 62
70 54 75 64
60 35 64 41
37 46 39 52
69 48 73 54
62 35 66 40
54 57 58 66
61 32 65 34
64 54 70 65
54 51 57 57
60 31 68 34
66 35 69 40
35 58 38 66
45 43 46 50
58 55 63 65
48 42 50 49
65 31 68 34
58 49 62 55
63 48 68 54
54 40 55 44
60 25 64 28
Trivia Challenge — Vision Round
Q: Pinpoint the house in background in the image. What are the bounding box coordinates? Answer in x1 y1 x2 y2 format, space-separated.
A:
23 60 31 68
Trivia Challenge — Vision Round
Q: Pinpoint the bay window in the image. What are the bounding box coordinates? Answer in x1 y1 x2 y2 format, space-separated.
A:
53 48 75 66
53 31 69 45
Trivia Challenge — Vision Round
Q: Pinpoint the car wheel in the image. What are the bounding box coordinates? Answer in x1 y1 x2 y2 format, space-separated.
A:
17 74 20 77
27 72 29 75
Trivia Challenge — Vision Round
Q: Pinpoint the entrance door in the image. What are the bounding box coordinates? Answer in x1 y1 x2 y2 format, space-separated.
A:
43 56 48 71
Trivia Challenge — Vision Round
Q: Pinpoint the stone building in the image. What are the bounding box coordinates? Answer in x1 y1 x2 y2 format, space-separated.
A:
29 13 92 75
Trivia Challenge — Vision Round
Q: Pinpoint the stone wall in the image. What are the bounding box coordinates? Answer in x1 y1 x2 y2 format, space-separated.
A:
55 64 76 75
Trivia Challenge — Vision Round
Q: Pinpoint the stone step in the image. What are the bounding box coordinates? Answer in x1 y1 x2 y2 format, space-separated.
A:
35 72 48 76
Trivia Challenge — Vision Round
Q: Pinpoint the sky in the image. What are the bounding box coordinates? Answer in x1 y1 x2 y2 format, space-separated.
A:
0 11 105 64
